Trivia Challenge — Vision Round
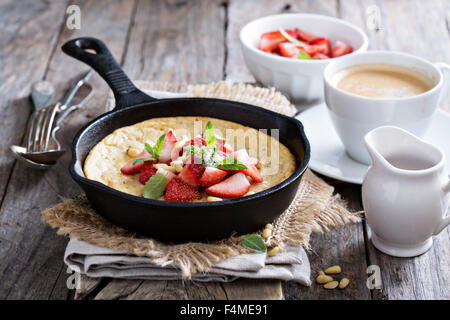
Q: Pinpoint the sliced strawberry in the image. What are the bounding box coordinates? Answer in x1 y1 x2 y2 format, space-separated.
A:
308 37 331 56
234 149 263 183
278 42 298 58
259 29 297 53
247 156 260 166
164 177 201 202
278 42 323 59
120 150 152 175
139 162 158 185
311 52 330 60
295 28 318 42
178 163 206 188
156 168 176 182
205 173 251 198
241 164 263 183
200 167 228 187
331 40 353 58
158 130 177 163
234 149 259 165
185 137 206 148
216 139 234 155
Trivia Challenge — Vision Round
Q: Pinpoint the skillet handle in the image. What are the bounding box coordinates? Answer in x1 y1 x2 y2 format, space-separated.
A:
61 37 156 110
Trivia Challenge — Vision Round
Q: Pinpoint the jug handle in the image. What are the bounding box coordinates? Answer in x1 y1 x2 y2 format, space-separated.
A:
433 178 450 235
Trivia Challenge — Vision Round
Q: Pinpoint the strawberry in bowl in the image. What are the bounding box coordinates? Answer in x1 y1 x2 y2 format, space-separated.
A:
260 28 352 60
239 13 368 102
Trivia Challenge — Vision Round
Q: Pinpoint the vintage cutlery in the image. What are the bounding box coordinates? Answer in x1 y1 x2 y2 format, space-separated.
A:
11 70 94 169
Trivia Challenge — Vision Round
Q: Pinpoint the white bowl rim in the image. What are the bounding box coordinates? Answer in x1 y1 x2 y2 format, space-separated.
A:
323 50 443 101
239 13 369 64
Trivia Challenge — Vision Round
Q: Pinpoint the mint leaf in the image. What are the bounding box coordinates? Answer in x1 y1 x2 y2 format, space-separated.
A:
142 173 168 199
242 234 266 253
298 50 313 60
217 157 247 170
132 157 156 166
205 121 216 148
145 142 156 159
153 133 166 158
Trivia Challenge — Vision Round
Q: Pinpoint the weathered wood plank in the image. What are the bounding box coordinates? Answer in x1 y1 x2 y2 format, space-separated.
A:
282 181 370 300
0 0 135 299
93 278 282 300
339 0 450 300
122 0 226 82
225 0 338 82
0 0 69 215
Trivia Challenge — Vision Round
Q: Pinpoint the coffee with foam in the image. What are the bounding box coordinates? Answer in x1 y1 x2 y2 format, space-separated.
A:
335 63 435 98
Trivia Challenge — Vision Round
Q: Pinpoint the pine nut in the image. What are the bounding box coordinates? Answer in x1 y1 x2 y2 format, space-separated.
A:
265 223 273 230
339 278 350 289
262 228 272 239
207 196 223 202
318 270 325 276
325 265 341 274
324 281 339 289
153 163 176 172
268 246 280 257
316 275 333 284
170 160 184 173
127 147 140 158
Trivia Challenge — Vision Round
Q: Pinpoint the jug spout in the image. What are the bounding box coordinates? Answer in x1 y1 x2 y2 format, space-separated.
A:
364 126 443 172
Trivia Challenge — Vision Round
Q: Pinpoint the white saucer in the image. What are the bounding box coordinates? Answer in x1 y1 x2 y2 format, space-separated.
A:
296 103 450 184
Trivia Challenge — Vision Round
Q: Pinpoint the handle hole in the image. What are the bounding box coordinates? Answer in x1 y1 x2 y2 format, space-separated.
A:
74 39 103 55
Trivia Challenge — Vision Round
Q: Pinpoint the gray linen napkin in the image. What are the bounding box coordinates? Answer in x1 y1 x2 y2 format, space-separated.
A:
64 88 311 286
65 237 311 285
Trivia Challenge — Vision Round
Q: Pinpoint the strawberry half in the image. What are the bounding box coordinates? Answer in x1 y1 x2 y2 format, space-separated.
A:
296 28 318 42
139 162 158 185
216 139 234 156
164 177 201 202
158 130 177 163
185 137 206 148
278 42 323 58
234 149 263 183
121 149 152 175
331 40 353 58
308 37 331 56
259 29 297 53
278 42 298 58
178 163 206 188
200 167 228 187
205 173 251 198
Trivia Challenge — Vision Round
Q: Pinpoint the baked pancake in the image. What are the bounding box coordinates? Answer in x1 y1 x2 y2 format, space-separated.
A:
84 116 296 201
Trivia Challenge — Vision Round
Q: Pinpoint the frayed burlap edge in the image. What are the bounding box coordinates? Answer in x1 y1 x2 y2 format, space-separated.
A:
42 169 360 278
42 81 361 278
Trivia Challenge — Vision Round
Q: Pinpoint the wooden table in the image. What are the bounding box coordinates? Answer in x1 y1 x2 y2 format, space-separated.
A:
1 0 449 300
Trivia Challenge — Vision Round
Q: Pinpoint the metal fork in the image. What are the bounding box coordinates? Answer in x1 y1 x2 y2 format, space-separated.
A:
26 70 93 152
26 81 55 152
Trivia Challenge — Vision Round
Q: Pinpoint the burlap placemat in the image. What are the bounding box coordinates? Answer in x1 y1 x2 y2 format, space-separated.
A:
42 81 361 278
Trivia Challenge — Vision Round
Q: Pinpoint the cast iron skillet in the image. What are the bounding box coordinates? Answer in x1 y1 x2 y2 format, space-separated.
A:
62 37 310 243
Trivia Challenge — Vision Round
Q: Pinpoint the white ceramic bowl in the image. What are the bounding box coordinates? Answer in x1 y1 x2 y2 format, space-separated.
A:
239 13 368 104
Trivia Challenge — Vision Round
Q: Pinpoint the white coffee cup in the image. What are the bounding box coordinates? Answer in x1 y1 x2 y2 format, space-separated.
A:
323 51 450 164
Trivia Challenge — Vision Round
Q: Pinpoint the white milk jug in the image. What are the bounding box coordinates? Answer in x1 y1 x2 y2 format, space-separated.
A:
362 126 450 257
